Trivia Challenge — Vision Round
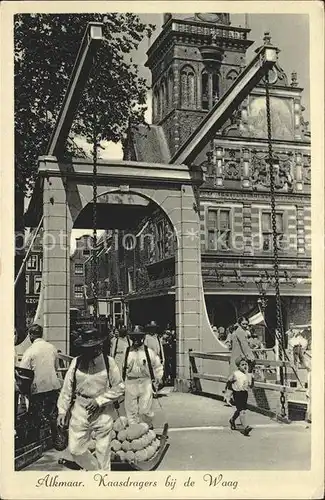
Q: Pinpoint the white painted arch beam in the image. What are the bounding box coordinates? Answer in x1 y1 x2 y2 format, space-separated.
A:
170 44 278 166
47 22 104 157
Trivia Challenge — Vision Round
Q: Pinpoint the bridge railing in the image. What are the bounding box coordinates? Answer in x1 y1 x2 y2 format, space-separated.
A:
57 352 74 378
188 349 309 421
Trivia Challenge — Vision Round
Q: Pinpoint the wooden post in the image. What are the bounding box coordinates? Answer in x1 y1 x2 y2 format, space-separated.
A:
189 349 202 393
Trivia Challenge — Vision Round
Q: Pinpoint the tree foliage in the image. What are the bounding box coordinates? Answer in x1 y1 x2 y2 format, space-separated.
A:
15 13 155 193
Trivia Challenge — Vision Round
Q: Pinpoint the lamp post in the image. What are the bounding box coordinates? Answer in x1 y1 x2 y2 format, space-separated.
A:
255 274 269 311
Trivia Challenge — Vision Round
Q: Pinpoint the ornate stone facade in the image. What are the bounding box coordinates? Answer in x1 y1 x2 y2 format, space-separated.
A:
139 14 311 335
98 15 311 340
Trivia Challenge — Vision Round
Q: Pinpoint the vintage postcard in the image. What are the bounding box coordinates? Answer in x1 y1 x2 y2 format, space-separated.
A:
1 1 324 499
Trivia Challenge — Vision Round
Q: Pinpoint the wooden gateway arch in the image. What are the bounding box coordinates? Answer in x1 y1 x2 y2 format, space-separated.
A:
24 23 279 387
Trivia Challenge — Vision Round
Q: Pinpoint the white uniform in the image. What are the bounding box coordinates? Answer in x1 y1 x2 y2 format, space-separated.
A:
123 346 163 425
57 354 124 471
110 336 131 373
144 334 165 365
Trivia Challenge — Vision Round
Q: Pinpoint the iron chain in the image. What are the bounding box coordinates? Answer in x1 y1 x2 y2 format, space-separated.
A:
91 51 100 330
92 126 98 328
265 71 287 418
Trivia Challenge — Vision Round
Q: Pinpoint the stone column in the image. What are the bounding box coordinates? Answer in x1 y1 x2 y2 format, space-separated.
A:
148 185 205 390
42 172 72 353
173 184 203 390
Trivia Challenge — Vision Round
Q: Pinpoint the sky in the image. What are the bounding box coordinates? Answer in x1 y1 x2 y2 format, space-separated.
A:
71 13 310 252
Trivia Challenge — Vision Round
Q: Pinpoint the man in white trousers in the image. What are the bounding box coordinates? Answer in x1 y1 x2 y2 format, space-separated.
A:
110 325 131 374
144 320 165 367
122 325 163 427
57 329 124 471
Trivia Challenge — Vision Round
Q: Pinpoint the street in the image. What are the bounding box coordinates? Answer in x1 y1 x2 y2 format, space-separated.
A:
23 392 310 471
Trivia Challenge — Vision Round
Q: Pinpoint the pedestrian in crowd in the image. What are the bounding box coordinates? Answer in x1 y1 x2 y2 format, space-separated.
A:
57 328 124 471
122 325 163 427
229 317 255 373
144 320 165 367
247 328 267 381
161 325 176 385
248 328 264 350
218 326 227 342
285 322 295 349
110 325 131 373
15 326 33 421
227 356 254 436
224 324 236 350
223 324 239 404
169 329 177 382
20 324 62 444
288 329 310 370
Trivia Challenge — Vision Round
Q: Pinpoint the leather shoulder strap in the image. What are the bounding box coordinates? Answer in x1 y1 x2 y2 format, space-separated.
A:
158 337 164 363
69 357 79 408
103 354 111 388
122 346 131 381
71 357 79 394
144 345 155 383
113 338 118 358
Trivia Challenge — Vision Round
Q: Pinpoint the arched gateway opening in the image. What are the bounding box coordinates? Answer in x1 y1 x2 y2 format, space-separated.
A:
25 156 222 389
70 191 177 340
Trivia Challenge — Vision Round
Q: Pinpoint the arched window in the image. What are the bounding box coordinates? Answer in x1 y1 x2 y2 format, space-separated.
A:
212 73 219 103
201 69 220 109
201 70 209 110
180 65 196 109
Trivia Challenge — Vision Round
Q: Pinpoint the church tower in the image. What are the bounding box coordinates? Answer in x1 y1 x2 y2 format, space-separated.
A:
145 13 254 155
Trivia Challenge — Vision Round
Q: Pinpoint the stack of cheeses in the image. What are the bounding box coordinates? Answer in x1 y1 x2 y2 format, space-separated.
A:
110 416 160 463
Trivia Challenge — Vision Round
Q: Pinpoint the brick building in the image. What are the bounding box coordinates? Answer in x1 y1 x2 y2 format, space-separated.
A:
69 234 93 312
25 229 43 327
93 13 311 346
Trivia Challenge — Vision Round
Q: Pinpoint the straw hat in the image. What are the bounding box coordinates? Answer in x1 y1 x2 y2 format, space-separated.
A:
73 328 105 348
145 320 159 334
129 325 145 336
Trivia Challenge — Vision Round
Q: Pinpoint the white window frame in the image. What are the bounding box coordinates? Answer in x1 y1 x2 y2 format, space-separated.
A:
260 210 285 252
74 284 83 298
26 254 38 271
75 263 84 275
207 207 233 251
34 276 42 295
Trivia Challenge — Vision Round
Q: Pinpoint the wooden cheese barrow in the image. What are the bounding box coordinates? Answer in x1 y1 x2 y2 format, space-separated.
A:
59 423 169 471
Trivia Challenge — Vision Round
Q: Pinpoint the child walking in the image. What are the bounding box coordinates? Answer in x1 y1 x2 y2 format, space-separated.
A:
227 356 254 436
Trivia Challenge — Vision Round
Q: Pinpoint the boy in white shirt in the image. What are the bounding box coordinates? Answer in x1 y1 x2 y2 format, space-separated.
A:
226 356 254 436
